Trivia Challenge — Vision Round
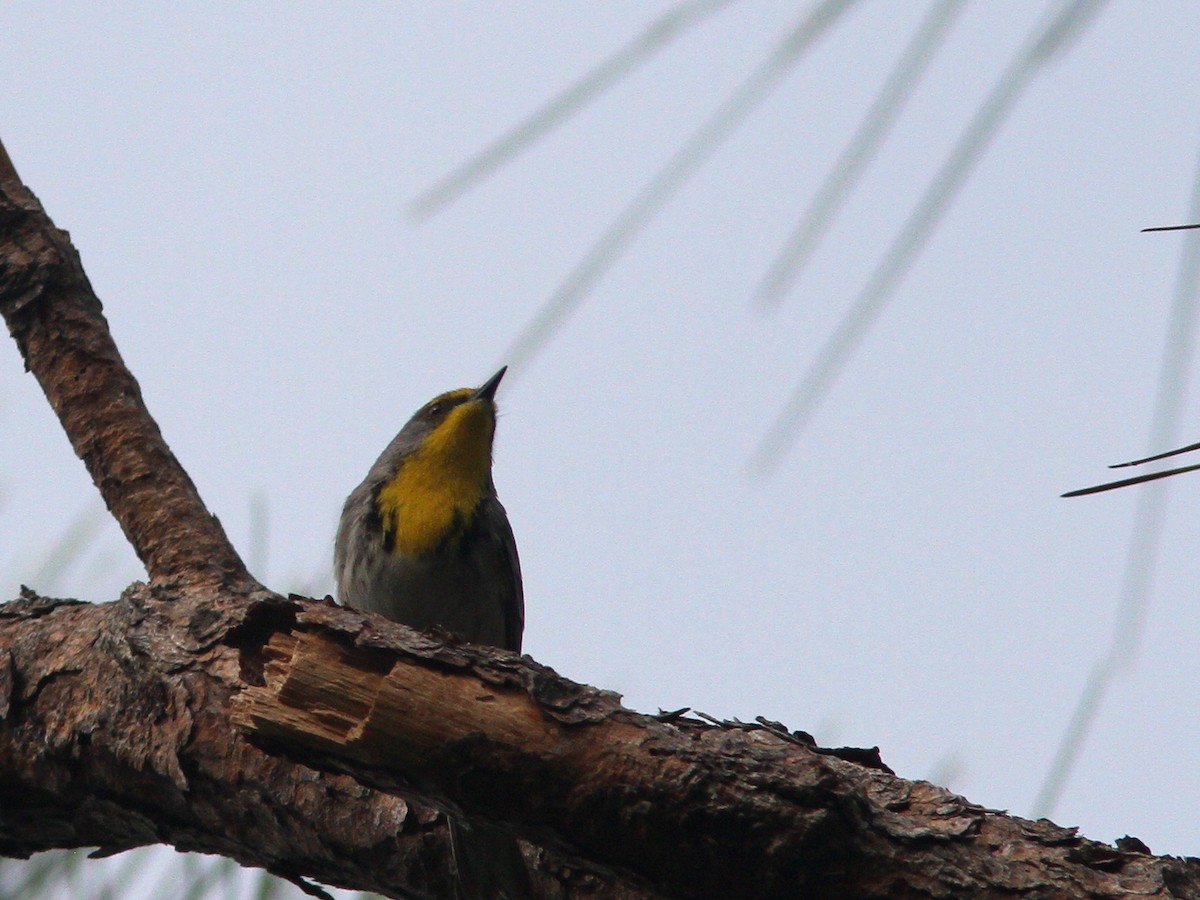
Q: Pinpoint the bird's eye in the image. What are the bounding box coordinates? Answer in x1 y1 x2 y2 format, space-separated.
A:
427 402 445 417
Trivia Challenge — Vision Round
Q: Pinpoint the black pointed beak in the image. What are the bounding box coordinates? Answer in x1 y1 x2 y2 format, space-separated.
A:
472 366 507 402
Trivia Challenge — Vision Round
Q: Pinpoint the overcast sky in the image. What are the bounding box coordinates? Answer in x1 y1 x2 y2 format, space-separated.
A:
3 1 1200 891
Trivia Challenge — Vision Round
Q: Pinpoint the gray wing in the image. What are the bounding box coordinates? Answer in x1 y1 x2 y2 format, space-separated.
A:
484 495 524 653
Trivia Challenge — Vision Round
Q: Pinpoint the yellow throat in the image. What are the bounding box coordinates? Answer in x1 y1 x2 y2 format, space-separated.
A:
376 391 495 557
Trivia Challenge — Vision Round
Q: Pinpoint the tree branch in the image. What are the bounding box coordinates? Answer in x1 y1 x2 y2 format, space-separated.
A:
0 136 646 898
2 585 1196 898
1 138 1198 898
231 600 1200 898
0 587 648 899
0 144 251 593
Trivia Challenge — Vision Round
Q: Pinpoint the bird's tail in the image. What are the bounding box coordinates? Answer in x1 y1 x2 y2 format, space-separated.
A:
449 815 535 900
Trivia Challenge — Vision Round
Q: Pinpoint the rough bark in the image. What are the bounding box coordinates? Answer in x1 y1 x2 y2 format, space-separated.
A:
1 137 1199 898
2 585 1197 899
0 586 655 900
0 143 249 595
0 138 634 899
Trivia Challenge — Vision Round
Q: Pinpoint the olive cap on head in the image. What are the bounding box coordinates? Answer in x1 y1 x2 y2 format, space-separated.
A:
374 366 508 465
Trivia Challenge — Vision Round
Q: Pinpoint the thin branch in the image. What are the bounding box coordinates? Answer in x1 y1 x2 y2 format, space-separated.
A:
751 0 1105 474
755 0 967 309
1142 223 1200 232
1061 460 1200 497
408 0 738 220
502 0 859 377
1034 147 1200 818
1111 438 1200 468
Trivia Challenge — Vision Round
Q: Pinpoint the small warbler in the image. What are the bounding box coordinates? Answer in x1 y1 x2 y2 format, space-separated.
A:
334 365 532 899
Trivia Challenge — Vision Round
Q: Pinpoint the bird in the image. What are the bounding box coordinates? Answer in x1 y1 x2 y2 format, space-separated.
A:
334 365 533 899
1063 439 1200 497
